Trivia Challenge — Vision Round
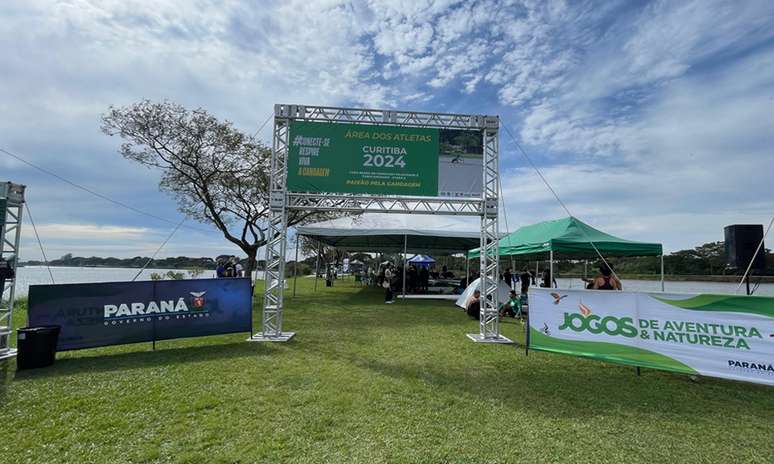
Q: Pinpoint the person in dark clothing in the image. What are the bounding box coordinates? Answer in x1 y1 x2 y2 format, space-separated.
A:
503 268 514 288
407 265 418 293
593 264 622 290
519 269 531 294
419 266 429 292
540 268 557 288
215 260 226 278
466 289 481 319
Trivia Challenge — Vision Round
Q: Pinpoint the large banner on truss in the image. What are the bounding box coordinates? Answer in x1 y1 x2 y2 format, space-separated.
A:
286 121 483 198
529 288 774 386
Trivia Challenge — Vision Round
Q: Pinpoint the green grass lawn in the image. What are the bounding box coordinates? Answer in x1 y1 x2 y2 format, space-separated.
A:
2 278 773 463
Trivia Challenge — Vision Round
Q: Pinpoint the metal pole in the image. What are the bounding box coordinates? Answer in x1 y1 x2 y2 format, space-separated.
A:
550 250 554 288
402 234 407 300
535 260 539 285
660 253 665 292
292 235 299 297
465 255 470 284
314 240 321 291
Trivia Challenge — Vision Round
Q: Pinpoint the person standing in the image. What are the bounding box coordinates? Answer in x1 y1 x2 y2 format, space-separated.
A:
383 265 394 303
540 268 557 288
419 265 429 293
235 260 244 278
215 260 225 278
503 267 514 288
519 268 532 306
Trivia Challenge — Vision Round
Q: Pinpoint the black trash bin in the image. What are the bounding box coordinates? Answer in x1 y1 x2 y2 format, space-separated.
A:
17 326 60 370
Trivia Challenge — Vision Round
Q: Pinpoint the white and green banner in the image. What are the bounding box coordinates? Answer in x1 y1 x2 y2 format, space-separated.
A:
529 289 774 386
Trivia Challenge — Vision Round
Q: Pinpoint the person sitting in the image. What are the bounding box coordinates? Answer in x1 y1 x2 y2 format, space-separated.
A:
593 264 622 290
499 289 523 321
466 289 481 320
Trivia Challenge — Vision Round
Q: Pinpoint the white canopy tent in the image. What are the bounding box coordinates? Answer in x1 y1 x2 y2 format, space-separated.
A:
294 213 481 298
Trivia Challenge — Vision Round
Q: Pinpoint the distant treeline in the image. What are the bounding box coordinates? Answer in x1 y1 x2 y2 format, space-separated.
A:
20 241 774 277
21 253 254 270
491 241 774 277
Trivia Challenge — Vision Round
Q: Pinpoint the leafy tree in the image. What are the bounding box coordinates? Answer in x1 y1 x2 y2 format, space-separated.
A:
102 100 335 274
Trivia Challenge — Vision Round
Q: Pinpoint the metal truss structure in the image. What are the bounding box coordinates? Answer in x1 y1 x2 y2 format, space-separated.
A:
0 182 25 360
249 104 510 343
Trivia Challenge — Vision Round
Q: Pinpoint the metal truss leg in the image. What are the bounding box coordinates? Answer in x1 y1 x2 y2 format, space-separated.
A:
466 208 512 344
468 128 511 344
1 186 23 360
248 206 295 342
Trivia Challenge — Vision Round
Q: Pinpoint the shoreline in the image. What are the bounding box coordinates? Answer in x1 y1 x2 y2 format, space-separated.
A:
558 273 774 283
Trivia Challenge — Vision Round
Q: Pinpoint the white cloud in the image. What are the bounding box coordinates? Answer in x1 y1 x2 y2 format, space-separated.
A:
28 223 149 239
3 0 774 257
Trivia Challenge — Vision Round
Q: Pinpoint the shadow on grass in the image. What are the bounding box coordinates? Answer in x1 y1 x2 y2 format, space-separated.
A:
11 339 274 381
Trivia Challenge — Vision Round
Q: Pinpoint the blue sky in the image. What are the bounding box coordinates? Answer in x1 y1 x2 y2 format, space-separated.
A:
2 0 774 259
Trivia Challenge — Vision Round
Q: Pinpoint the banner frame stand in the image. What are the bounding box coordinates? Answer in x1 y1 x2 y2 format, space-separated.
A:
525 306 530 356
249 104 508 344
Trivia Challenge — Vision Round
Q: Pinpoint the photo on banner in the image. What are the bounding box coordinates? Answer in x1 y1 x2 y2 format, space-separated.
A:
528 288 774 386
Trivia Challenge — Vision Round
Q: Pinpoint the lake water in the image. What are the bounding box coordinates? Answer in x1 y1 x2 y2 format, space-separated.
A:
11 266 264 298
554 277 774 296
9 266 774 298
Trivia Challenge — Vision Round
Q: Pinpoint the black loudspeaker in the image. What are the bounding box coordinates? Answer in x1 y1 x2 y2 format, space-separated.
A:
724 224 765 272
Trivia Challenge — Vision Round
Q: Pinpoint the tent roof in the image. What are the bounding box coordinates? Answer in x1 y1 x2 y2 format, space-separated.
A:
296 214 480 254
408 254 436 263
468 217 662 259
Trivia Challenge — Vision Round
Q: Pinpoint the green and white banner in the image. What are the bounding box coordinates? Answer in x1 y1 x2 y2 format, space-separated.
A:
286 121 483 197
529 288 774 386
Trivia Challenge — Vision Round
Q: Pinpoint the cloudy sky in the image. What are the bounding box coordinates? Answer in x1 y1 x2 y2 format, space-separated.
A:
2 0 773 260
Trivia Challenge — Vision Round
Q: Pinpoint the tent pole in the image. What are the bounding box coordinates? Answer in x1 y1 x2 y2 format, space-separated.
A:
465 254 470 283
292 235 299 297
314 240 321 291
535 261 539 286
402 234 408 301
660 253 665 292
550 250 554 288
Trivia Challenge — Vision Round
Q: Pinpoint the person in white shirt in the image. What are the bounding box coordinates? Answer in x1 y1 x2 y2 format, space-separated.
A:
383 265 394 304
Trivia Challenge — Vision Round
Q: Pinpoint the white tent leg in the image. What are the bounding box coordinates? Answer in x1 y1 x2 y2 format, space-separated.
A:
402 234 407 300
535 261 539 285
292 236 299 297
314 240 321 291
465 256 470 283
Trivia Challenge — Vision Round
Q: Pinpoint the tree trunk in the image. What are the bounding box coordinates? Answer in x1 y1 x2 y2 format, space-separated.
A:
244 246 259 279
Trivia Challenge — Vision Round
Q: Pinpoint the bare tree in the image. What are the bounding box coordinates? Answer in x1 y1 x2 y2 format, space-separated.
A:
101 100 331 274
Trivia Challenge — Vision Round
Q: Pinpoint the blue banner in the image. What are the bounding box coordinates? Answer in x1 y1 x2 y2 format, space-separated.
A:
28 278 253 350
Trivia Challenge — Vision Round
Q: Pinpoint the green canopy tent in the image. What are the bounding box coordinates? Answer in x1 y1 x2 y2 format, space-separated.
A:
467 217 664 289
